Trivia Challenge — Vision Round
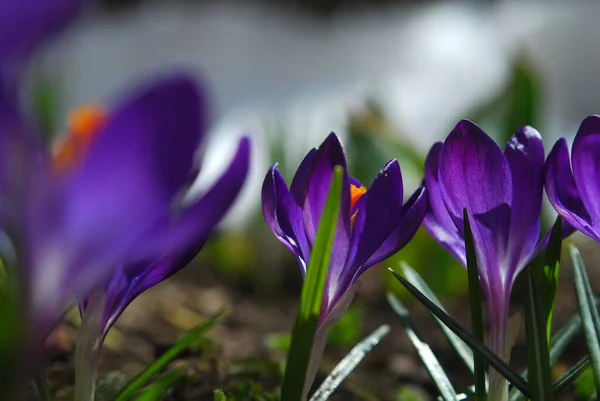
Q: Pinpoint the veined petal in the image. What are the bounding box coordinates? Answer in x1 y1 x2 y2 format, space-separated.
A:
346 160 405 272
302 132 350 243
545 138 597 240
504 126 544 273
262 164 310 272
290 147 317 206
359 186 426 271
423 141 466 266
439 120 512 286
572 115 600 222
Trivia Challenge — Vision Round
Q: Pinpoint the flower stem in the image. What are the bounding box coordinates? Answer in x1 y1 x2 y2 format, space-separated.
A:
74 292 106 401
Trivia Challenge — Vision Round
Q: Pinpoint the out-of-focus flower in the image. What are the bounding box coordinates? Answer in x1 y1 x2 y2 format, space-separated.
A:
262 133 425 322
0 0 86 89
545 115 600 242
0 75 250 344
423 120 545 400
81 133 250 340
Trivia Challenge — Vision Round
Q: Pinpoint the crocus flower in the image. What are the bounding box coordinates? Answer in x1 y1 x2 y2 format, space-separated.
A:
423 120 545 399
262 133 426 393
545 115 600 243
1 75 250 346
0 0 86 90
81 133 250 341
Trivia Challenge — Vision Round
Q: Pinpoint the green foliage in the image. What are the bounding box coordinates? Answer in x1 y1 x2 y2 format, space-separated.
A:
571 245 600 393
132 370 186 401
463 211 486 401
524 270 553 400
280 166 343 400
389 268 531 398
214 389 227 401
388 294 458 401
114 310 226 401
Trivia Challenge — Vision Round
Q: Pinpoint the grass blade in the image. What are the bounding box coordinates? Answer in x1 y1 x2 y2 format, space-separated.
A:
571 245 600 392
132 370 185 401
280 166 343 401
389 268 531 398
463 210 486 401
552 355 591 394
401 262 475 374
309 324 390 401
541 216 563 341
388 294 458 401
510 309 585 401
524 270 553 400
115 310 225 401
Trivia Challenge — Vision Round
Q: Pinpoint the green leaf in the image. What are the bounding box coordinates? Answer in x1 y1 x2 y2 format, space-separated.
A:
571 245 600 392
114 310 225 401
463 210 486 401
310 324 390 401
524 270 553 400
387 294 457 401
400 263 474 374
541 216 564 341
280 166 343 401
214 389 227 401
132 370 185 401
389 268 531 398
510 306 586 401
552 356 591 394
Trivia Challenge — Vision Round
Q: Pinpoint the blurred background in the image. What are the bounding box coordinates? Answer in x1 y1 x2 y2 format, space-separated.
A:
35 1 600 399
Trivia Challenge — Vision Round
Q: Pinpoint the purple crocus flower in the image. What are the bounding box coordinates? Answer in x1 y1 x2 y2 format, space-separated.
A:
423 119 545 398
1 75 249 344
545 115 600 243
263 133 426 324
0 0 86 90
262 133 425 395
81 133 249 340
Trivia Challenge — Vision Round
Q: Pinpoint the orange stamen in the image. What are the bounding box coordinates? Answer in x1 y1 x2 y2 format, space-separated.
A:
53 104 107 172
350 184 367 226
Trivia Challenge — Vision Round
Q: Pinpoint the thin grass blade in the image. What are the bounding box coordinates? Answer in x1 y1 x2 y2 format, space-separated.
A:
388 294 457 401
463 210 486 401
132 370 185 401
309 325 390 401
552 355 591 394
114 310 225 401
571 245 600 392
280 166 343 401
389 268 531 398
401 262 475 374
524 270 553 400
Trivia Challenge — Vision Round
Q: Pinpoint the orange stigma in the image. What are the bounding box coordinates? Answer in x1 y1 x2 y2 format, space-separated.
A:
350 184 367 226
53 104 107 172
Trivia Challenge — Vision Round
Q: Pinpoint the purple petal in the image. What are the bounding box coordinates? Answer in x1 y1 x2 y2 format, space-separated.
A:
359 185 426 270
439 120 512 220
302 133 351 243
60 75 205 262
545 138 597 240
572 116 600 223
422 141 466 266
0 0 85 88
346 160 405 272
159 137 251 258
504 126 544 273
290 147 317 206
439 120 512 287
262 164 311 272
302 133 352 288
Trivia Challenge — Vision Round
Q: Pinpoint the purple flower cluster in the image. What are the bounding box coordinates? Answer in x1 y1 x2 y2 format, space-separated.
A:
1 0 250 348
